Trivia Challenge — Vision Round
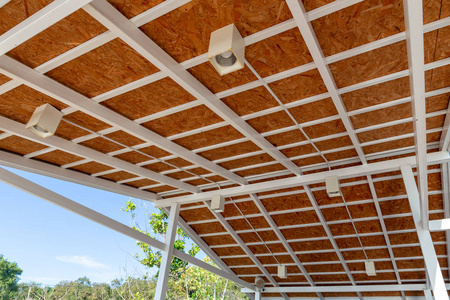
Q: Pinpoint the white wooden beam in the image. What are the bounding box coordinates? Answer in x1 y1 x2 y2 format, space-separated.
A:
403 0 429 230
284 0 366 164
401 165 448 300
243 284 433 293
154 151 450 207
154 203 180 300
0 55 245 187
0 116 198 193
0 0 93 56
85 0 302 177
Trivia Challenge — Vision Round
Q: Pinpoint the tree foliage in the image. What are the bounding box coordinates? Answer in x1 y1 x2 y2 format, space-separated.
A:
0 254 23 300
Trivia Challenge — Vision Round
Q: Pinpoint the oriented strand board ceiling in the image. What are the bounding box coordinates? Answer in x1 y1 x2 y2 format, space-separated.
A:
0 0 449 298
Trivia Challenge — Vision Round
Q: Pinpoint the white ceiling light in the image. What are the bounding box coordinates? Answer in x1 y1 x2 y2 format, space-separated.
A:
208 24 245 76
365 261 376 276
255 276 265 289
325 176 341 197
210 195 225 213
26 103 63 138
277 264 287 279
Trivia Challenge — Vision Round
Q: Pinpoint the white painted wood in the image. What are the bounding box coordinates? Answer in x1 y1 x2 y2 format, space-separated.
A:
154 203 180 300
401 165 448 300
0 0 11 9
242 284 432 293
403 0 428 230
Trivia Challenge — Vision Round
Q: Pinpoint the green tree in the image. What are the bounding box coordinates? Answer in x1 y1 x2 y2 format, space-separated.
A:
122 199 200 280
0 254 23 300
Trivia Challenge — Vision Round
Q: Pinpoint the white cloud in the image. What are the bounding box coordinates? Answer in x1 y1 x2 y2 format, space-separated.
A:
56 256 109 269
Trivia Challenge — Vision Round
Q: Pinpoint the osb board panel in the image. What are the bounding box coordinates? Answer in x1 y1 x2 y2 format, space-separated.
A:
174 125 244 150
64 111 111 132
46 38 159 98
289 98 337 124
142 162 175 173
329 219 383 235
321 206 351 222
426 65 450 92
100 171 137 182
202 234 236 246
333 41 408 88
384 216 415 232
313 190 343 206
221 201 260 218
0 74 10 85
248 243 286 255
165 157 193 168
290 239 334 252
265 130 306 148
281 225 327 240
190 222 226 235
180 207 215 222
221 86 279 116
393 246 426 258
166 171 193 180
347 202 378 219
103 77 195 121
0 0 53 35
187 167 210 176
188 63 257 94
184 178 211 186
311 274 351 282
235 163 287 177
363 136 416 155
258 254 294 265
245 27 313 78
55 120 90 141
322 293 360 298
125 178 158 188
271 210 320 227
302 0 335 11
293 155 326 167
374 178 406 198
143 105 223 137
139 0 293 63
79 137 124 154
146 185 177 193
341 183 373 202
389 232 419 245
266 265 301 275
34 149 83 167
304 263 345 273
425 26 450 64
342 248 390 260
311 0 404 57
341 76 410 111
227 216 270 231
353 272 397 281
362 292 402 297
379 198 411 216
222 257 254 266
70 161 113 175
0 85 68 124
104 130 144 147
261 193 312 212
337 234 386 248
302 119 347 139
219 153 275 170
106 0 163 19
213 246 246 256
324 148 358 161
268 69 327 104
314 135 353 152
246 110 295 133
257 186 303 197
199 141 261 161
347 260 394 271
358 122 413 143
0 135 47 155
239 230 278 243
7 10 106 68
114 151 150 164
231 267 261 275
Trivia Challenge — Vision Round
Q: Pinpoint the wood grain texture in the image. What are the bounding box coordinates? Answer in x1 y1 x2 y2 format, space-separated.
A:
265 129 306 147
221 86 279 116
79 137 124 154
247 110 295 133
107 0 164 19
69 161 113 175
289 97 337 124
174 125 244 150
34 149 83 166
0 135 46 155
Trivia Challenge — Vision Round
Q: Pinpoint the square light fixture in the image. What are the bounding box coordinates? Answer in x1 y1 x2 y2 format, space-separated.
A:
210 195 225 213
325 176 341 197
365 261 376 276
208 24 245 76
26 103 63 138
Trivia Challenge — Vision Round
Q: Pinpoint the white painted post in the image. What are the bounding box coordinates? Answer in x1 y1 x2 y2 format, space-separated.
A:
401 165 448 300
154 202 180 300
255 292 261 300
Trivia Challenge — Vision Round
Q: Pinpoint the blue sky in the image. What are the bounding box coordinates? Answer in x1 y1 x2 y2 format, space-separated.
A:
0 167 174 286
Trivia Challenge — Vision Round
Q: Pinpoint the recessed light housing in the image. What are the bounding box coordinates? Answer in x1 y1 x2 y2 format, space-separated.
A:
277 264 287 278
208 24 245 76
325 176 341 197
26 103 63 138
210 195 225 213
